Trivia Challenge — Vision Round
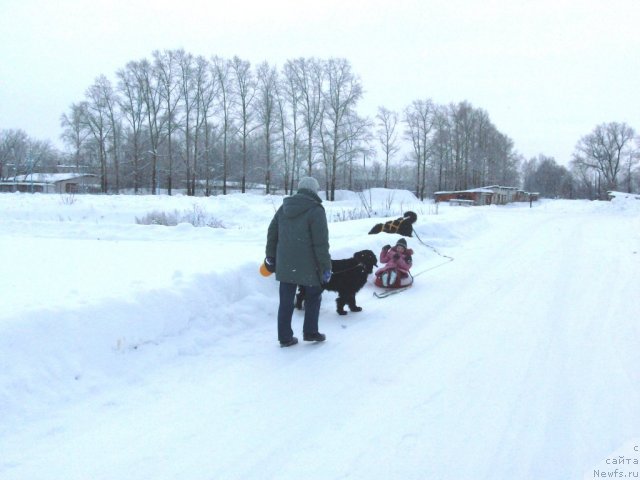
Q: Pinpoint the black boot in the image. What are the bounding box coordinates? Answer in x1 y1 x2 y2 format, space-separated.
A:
303 332 326 342
280 336 299 347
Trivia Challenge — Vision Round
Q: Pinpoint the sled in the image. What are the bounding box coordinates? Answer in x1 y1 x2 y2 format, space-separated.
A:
373 270 413 298
374 269 414 289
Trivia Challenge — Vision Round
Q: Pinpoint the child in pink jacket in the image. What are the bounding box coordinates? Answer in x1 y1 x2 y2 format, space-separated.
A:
375 238 413 287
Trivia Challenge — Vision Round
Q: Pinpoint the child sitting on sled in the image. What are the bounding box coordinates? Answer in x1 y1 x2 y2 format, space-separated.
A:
375 238 414 287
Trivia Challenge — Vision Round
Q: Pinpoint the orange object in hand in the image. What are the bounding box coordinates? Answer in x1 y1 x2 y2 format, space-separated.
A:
259 262 273 277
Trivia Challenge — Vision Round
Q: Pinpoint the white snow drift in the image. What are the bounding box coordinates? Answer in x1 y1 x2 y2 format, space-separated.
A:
1 190 639 480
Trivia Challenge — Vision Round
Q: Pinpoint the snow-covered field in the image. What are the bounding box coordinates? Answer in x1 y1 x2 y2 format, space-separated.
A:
1 189 639 480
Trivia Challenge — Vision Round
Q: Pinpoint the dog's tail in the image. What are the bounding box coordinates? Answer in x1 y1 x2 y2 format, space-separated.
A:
368 223 383 235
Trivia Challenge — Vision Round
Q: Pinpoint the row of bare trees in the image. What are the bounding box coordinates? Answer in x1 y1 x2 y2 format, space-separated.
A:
3 48 637 199
399 100 521 199
51 50 524 199
58 52 370 199
571 122 638 197
0 129 59 180
520 122 639 199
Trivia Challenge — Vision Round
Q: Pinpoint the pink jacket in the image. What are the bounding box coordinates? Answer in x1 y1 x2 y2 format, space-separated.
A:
376 246 414 276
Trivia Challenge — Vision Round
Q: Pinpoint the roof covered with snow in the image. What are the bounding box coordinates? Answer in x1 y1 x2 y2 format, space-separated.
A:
434 188 494 194
7 173 98 183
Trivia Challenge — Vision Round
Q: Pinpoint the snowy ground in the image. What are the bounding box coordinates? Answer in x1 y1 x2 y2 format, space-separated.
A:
1 190 639 480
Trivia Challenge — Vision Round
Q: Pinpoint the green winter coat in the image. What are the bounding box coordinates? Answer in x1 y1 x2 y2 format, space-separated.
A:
265 189 331 287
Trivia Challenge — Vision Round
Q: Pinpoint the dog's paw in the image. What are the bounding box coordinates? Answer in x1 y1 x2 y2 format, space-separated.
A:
349 306 362 312
337 310 348 316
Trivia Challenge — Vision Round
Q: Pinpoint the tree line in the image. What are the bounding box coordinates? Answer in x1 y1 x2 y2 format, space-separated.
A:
1 49 638 199
521 122 638 199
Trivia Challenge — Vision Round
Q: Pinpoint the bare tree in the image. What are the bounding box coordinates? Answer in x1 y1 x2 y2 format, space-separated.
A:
117 63 147 192
570 159 599 199
287 58 324 176
376 106 400 188
0 129 29 179
487 131 520 187
522 155 573 198
95 77 122 192
84 77 114 193
274 75 292 194
341 113 374 191
28 139 58 174
231 56 256 193
322 58 363 200
573 122 636 195
468 108 492 187
212 56 234 194
178 51 210 195
281 60 306 192
625 138 640 193
430 106 452 192
449 101 477 190
153 49 181 195
191 55 216 195
133 59 165 194
60 103 90 173
178 51 215 195
256 61 278 194
176 50 199 195
404 99 436 199
197 59 219 196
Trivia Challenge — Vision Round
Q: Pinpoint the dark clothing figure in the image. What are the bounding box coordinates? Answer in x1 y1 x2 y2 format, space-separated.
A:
266 177 331 346
278 283 322 342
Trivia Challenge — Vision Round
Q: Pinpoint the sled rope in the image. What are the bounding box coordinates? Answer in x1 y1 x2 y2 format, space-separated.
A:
411 229 454 276
404 271 415 285
331 262 367 275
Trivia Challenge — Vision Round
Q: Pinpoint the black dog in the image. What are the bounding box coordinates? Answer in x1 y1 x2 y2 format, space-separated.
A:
295 249 378 315
368 211 417 237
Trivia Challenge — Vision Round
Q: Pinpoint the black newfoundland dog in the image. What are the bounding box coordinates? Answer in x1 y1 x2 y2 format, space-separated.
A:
295 249 378 315
368 211 417 237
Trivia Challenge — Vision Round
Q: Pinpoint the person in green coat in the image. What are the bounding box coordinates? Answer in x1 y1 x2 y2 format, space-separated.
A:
265 177 332 347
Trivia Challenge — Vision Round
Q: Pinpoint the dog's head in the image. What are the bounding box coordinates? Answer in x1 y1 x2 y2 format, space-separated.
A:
403 211 417 224
354 249 378 274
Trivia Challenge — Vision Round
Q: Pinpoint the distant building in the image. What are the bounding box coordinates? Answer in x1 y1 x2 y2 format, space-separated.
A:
433 187 494 206
0 173 100 194
434 186 538 206
484 185 519 204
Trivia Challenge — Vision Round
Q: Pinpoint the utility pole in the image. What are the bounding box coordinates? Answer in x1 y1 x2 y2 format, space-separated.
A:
27 150 34 193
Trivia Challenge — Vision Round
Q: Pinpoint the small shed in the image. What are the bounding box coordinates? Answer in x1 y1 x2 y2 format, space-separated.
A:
484 185 519 204
434 188 494 206
0 173 99 193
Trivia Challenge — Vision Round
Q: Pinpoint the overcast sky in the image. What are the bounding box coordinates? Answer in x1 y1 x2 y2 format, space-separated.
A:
1 0 639 165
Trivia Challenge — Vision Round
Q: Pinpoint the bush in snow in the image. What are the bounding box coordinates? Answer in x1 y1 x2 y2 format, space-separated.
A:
332 207 371 222
136 204 225 228
136 210 180 226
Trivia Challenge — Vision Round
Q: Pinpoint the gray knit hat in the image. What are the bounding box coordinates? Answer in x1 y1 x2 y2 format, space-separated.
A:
396 238 407 249
298 176 320 193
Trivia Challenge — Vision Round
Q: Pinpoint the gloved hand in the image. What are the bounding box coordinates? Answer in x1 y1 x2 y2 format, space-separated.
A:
322 270 332 284
382 244 391 251
264 256 276 273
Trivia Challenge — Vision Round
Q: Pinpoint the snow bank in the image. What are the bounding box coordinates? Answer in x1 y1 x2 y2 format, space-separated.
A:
2 190 639 480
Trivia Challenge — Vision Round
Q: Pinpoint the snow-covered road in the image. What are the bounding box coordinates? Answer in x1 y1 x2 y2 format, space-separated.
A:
1 194 639 479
